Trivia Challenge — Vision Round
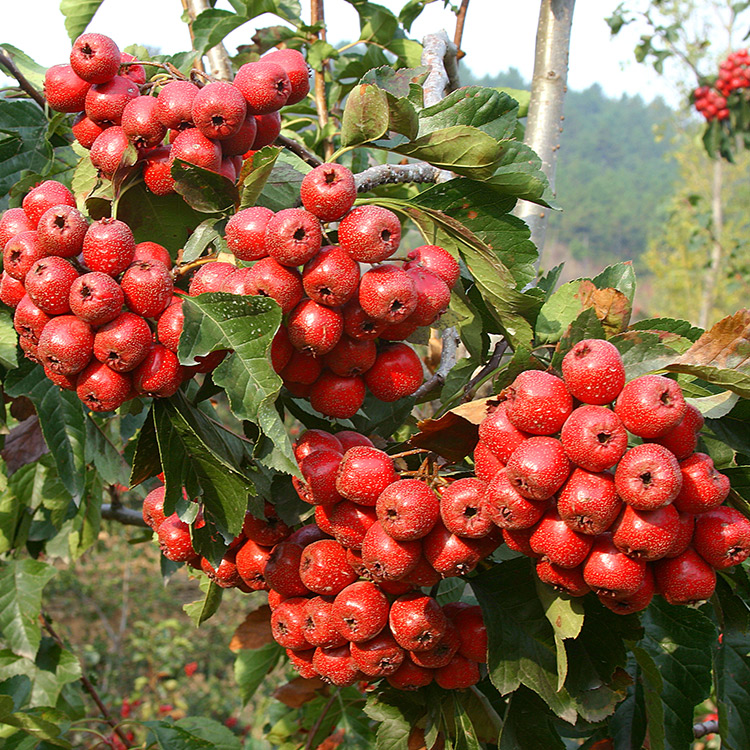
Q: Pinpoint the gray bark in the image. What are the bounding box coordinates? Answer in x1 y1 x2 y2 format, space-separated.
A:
699 158 724 328
184 0 234 80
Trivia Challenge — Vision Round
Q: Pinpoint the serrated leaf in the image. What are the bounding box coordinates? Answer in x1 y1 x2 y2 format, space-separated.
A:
171 159 238 214
59 0 104 41
0 704 72 748
234 642 282 704
183 576 223 627
592 262 637 304
629 317 704 342
238 146 281 210
341 84 390 147
254 149 310 211
0 45 47 91
307 40 339 71
609 330 690 381
174 717 241 750
360 66 428 97
181 219 223 264
485 140 551 206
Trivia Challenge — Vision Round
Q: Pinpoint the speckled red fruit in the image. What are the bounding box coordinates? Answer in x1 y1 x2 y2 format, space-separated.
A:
336 447 398 506
251 111 282 149
351 630 406 676
408 620 460 669
313 645 360 686
293 429 343 462
71 114 106 149
404 266 451 326
93 312 152 371
342 300 388 340
44 64 90 112
358 266 416 324
134 242 171 268
614 443 682 510
335 431 373 451
83 219 135 277
536 559 590 597
504 370 573 435
650 404 704 460
90 126 131 178
376 479 440 541
281 350 322 385
615 374 687 438
19 336 40 363
188 262 236 295
332 581 390 642
37 205 88 259
262 48 310 105
422 521 485 577
287 299 343 356
170 128 222 172
311 372 372 425
299 540 358 596
156 81 199 130
201 552 240 588
389 593 447 652
157 515 196 562
599 567 655 615
220 114 258 157
438 478 491 538
76 361 132 412
0 273 25 309
235 539 272 590
121 96 167 149
268 326 292 374
85 76 139 125
0 208 34 246
365 343 423 402
224 207 272 261
693 507 750 569
387 659 433 690
530 508 593 568
560 405 628 472
38 316 93 375
478 403 529 464
319 501 377 551
673 453 730 514
302 245 359 308
582 533 647 598
24 257 78 315
264 541 310 597
70 33 120 84
556 468 620 535
295 448 344 505
120 53 145 85
4 231 47 281
264 208 322 267
435 654 481 689
271 598 310 649
339 206 401 262
378 316 421 342
121 260 173 318
322 336 377 379
143 146 175 195
23 181 75 226
611 503 680 561
191 81 246 140
506 436 570 501
142 486 166 529
244 257 303 314
561 339 625 404
242 503 290 547
286 648 317 679
654 547 716 605
485 468 546 529
303 596 346 648
132 344 183 397
300 163 356 222
234 61 291 114
361 521 421 580
69 273 124 326
473 440 504 482
664 511 695 559
14 295 50 343
405 245 460 288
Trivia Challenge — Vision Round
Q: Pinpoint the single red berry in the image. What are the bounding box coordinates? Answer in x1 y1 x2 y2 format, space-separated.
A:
251 111 282 149
281 350 323 385
23 181 75 226
156 80 200 130
121 95 167 149
300 163 357 222
90 126 132 179
405 245 460 288
302 245 360 308
473 440 504 482
85 76 140 126
559 405 628 472
389 593 447 652
134 241 172 268
615 374 687 438
83 218 136 277
478 402 529 464
69 272 124 326
312 646 360 687
76 360 132 412
693 507 750 569
582 533 647 598
143 146 175 195
24 257 79 315
485 468 547 530
225 207 273 261
132 344 183 397
364 343 423 402
201 551 240 588
286 649 317 679
287 299 343 356
650 404 704 460
38 315 94 375
653 547 716 605
120 52 146 85
142 486 166 529
358 265 417 324
530 508 593 568
323 336 377 377
264 541 310 597
121 260 174 318
339 206 401 262
422 521 485 577
611 503 680 561
599 567 655 615
70 33 121 84
36 205 89 259
294 448 344 505
262 48 310 105
293 429 343 462
93 312 153 372
71 114 106 149
409 620 461 668
234 61 291 114
13 295 50 343
434 654 481 689
265 208 322 267
335 431 373 452
438 478 492 538
505 436 570 501
244 257 303 314
44 64 90 112
403 266 451 327
0 208 34 246
673 453 730 514
336 447 398 506
664 511 696 559
170 129 222 172
504 370 573 435
331 581 390 642
319 501 377 550
242 502 291 546
299 540 358 596
556 468 621 535
189 261 236 295
271 598 310 650
0 273 25 309
342 299 387 341
309 373 367 419
191 81 247 140
614 443 682 510
235 539 272 590
350 630 405 676
536 559 590 597
376 479 440 541
220 114 258 157
4 231 47 281
303 596 347 648
361 521 421 581
386 659 433 690
157 515 197 562
561 339 626 404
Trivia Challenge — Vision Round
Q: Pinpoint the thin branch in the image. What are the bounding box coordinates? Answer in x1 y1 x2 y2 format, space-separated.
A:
180 0 205 74
421 31 460 106
304 688 339 750
172 253 220 278
413 327 460 398
693 719 719 738
0 48 46 108
453 0 471 60
463 339 508 400
354 162 440 192
311 0 334 161
101 504 148 528
41 614 131 747
183 0 234 79
275 134 324 168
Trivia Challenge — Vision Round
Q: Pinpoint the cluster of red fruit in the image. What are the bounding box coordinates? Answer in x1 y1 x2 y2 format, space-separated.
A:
189 160 458 418
43 32 309 192
693 49 750 122
473 338 747 614
0 179 223 410
142 428 489 691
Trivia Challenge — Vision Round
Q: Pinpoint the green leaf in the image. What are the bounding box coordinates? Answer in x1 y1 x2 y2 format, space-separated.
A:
183 575 223 627
253 149 310 211
129 407 161 487
307 40 339 71
59 0 104 41
497 686 565 750
592 262 637 304
629 318 704 342
171 159 238 214
0 45 47 91
0 561 56 659
5 362 86 503
0 703 72 748
341 84 390 147
550 307 607 371
234 642 282 704
238 146 281 210
0 309 18 369
607 655 647 750
609 330 690 381
174 717 242 750
485 140 551 206
181 219 225 264
179 293 296 475
360 66 428 98
454 693 483 750
706 400 750 456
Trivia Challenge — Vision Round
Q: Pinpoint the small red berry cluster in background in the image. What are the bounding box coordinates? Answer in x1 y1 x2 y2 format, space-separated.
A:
693 49 750 122
44 32 310 193
474 338 747 614
693 86 729 121
0 179 226 411
142 429 490 690
191 161 459 419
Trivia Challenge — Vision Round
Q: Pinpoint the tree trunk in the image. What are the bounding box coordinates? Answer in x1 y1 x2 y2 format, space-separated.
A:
514 0 576 265
183 0 233 80
699 158 724 328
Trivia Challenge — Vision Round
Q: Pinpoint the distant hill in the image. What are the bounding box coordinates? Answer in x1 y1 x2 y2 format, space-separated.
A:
462 67 678 270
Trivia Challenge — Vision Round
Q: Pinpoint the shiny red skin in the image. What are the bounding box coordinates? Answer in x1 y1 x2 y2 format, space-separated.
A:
556 468 621 536
132 344 183 397
299 540 358 596
614 443 682 510
170 129 222 172
439 477 492 538
560 405 629 472
312 646 360 687
485 468 546 530
45 365 77 390
615 374 687 438
435 655 481 689
530 508 594 568
404 266 451 326
350 630 406 676
336 447 398 506
14 295 51 343
582 533 647 598
281 350 322 385
599 567 655 615
262 48 310 105
286 649 317 679
650 404 705 460
342 300 388 340
271 597 310 650
317 500 376 550
83 219 136 277
387 659 433 690
225 207 273 261
121 260 173 318
157 515 196 562
71 114 106 149
220 114 258 157
0 208 34 247
473 440 504 482
191 81 247 140
134 241 172 268
389 593 447 652
405 245 460 288
201 552 240 588
38 315 94 375
234 61 291 115
287 299 343 356
331 581 390 642
295 448 344 505
244 257 303 314
143 146 175 195
142 486 166 529
302 245 360 308
611 503 680 561
90 126 131 178
339 205 401 262
673 453 730 514
293 429 343 463
478 402 529 464
85 76 139 125
0 273 25 309
251 111 282 150
536 559 591 597
156 81 200 130
303 596 347 648
452 606 487 663
664 511 696 558
361 522 421 580
23 181 75 226
504 370 573 435
235 539 272 590
76 361 132 412
19 336 40 363
300 163 357 222
378 316 421 342
364 343 423 402
561 339 626 404
654 547 717 605
400 556 441 588
323 336 377 378
188 262 236 296
44 64 90 112
409 621 460 668
121 96 167 149
693 507 750 569
120 53 146 85
4 231 47 281
264 542 310 597
93 312 152 372
242 503 291 547
270 326 293 373
37 205 89 258
335 431 373 452
422 521 485 577
24 257 78 315
505 436 571 501
264 208 322 267
69 272 124 326
358 265 417 324
70 33 121 84
376 479 440 541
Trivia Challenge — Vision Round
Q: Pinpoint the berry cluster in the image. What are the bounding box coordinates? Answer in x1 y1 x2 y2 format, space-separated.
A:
693 49 750 122
190 160 459 418
44 32 309 192
693 86 729 122
473 339 747 614
0 179 223 410
142 429 489 690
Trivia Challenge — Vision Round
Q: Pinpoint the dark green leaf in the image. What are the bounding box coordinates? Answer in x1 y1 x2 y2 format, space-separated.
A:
592 262 637 304
171 159 238 214
129 407 161 487
0 45 47 91
608 655 647 750
706 400 750 455
234 642 282 704
181 219 225 264
628 317 704 341
608 330 688 381
238 146 281 209
497 686 565 750
0 703 72 748
485 140 551 205
174 717 241 750
59 0 104 41
183 576 223 627
147 719 223 750
254 150 310 211
341 84 390 147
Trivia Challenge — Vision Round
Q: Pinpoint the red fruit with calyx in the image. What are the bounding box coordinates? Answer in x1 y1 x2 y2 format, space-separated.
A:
244 257 303 314
83 218 135 276
582 533 647 598
188 261 236 295
90 126 131 178
235 539 271 590
264 208 322 267
143 146 175 195
559 404 628 472
654 547 716 605
599 567 655 615
300 163 357 222
693 507 750 569
556 468 621 535
71 114 106 149
664 511 695 559
405 245 460 288
170 129 222 172
44 64 90 112
473 440 504 483
317 503 374 552
14 295 51 343
121 96 167 149
293 429 343 462
504 370 573 435
286 649 316 679
343 300 388 340
142 486 166 530
0 208 34 246
281 350 322 386
410 621 460 669
389 593 447 652
561 338 626 404
339 205 401 262
287 299 343 356
614 443 682 510
358 265 417 324
376 479 440 541
536 559 590 597
303 596 347 648
24 257 78 315
650 404 705 460
361 521 421 580
611 503 680 561
295 448 344 505
242 503 290 546
121 260 173 318
157 515 196 562
93 312 152 372
225 207 273 261
23 181 75 225
134 242 171 268
234 61 291 114
69 273 124 326
614 374 687 438
312 646 360 687
332 581 390 642
387 660 433 690
365 343 423 402
251 111 282 150
403 266 451 327
530 508 593 568
70 33 121 84
271 598 310 650
132 344 183 397
262 48 310 104
20 336 40 363
350 630 405 677
485 468 546 529
120 53 145 85
156 80 199 130
310 373 367 419
191 81 247 140
439 478 492 538
85 76 139 125
506 436 570 501
4 231 47 281
336 446 398 505
423 521 485 577
323 337 377 378
38 316 94 376
299 540 358 595
37 205 88 258
264 541 310 597
0 273 25 309
673 453 730 514
77 361 132 411
435 654 481 689
303 245 360 307
201 552 240 588
478 402 529 464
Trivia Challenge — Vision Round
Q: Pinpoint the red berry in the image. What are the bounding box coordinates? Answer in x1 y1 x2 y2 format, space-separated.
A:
44 64 90 112
323 336 377 377
422 521 485 577
403 266 451 327
132 344 183 397
4 231 47 281
614 443 682 510
303 596 347 648
439 478 492 538
673 453 730 514
38 315 94 375
287 299 343 355
220 114 258 157
271 598 310 650
364 343 423 402
264 542 310 597
693 507 750 569
530 508 593 568
556 468 621 535
201 552 240 588
611 503 680 561
244 257 303 314
0 273 25 309
559 405 628 472
473 440 504 482
405 245 459 288
13 295 50 343
331 581 390 642
386 659 433 690
191 81 247 140
251 111 282 149
653 547 716 605
157 515 196 562
83 218 136 277
85 76 140 125
361 521 421 580
235 539 272 590
561 339 625 404
350 630 405 676
225 207 273 261
376 479 440 541
170 129 222 172
336 447 398 506
312 645 360 686
409 620 461 668
478 402 529 464
299 539 358 595
302 245 360 307
505 436 570 501
339 206 401 262
23 181 75 225
504 370 573 435
142 486 166 529
295 448 344 505
434 654 480 689
650 404 704 460
582 533 647 598
615 374 687 438
188 261 236 295
536 559 590 597
598 567 655 615
143 146 175 195
134 242 172 268
76 361 132 412
71 114 106 149
156 81 199 131
300 163 357 222
69 272 124 326
121 260 173 318
93 312 153 372
389 593 447 652
70 33 121 84
0 208 34 246
37 205 89 258
90 126 132 178
342 300 387 341
293 429 343 462
309 373 367 419
358 265 417 324
242 503 291 547
262 49 310 105
485 468 547 529
233 61 291 115
265 208 322 267
24 257 78 315
121 96 167 149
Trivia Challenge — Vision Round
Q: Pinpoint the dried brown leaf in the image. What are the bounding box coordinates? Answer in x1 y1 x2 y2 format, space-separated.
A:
229 605 273 652
273 676 327 707
575 281 631 336
1 416 48 475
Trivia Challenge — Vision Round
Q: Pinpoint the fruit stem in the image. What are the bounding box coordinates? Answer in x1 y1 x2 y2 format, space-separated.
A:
389 448 431 459
172 254 221 279
303 688 341 750
275 134 323 168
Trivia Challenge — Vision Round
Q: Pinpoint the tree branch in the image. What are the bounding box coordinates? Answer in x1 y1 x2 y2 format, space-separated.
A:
183 0 233 79
311 0 334 161
354 162 440 192
463 339 508 400
453 0 471 60
101 504 148 528
421 31 459 106
275 134 324 168
0 47 46 108
413 327 460 398
693 719 719 738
